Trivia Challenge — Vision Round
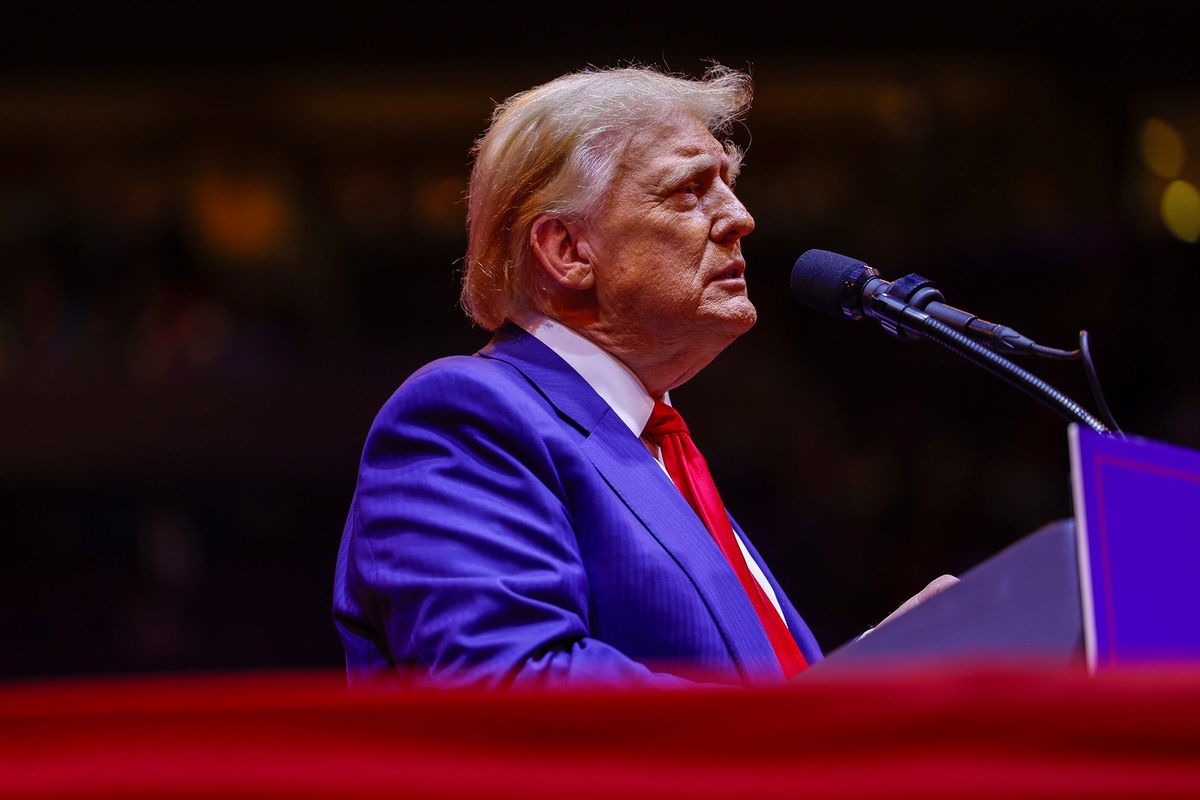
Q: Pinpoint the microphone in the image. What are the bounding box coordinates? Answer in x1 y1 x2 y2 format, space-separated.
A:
790 249 1046 356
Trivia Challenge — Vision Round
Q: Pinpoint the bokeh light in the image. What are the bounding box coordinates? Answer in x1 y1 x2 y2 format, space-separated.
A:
415 176 467 233
189 171 294 262
1161 179 1200 243
1140 118 1187 179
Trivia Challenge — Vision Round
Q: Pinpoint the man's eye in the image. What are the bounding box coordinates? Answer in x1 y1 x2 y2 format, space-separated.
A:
677 183 700 196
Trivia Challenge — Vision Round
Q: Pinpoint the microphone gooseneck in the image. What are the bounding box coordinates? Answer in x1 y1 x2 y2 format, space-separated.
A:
906 306 1109 434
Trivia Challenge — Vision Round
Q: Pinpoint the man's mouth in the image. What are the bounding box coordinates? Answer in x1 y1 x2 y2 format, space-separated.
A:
710 261 746 282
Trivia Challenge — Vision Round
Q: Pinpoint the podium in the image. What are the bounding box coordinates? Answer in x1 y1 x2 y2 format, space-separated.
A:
817 427 1200 672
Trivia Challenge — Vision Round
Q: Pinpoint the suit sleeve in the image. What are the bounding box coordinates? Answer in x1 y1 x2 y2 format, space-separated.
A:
343 361 691 689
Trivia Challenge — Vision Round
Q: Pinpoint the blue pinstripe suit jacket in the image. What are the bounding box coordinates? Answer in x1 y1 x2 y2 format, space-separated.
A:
333 324 821 688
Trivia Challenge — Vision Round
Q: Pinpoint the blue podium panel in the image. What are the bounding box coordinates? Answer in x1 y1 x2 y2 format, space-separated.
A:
1070 426 1200 670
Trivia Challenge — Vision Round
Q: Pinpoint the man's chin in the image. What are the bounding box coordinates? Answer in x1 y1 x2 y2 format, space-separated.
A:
707 299 757 337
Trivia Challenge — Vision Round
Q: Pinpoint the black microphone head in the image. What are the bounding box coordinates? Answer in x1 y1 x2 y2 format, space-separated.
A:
790 249 872 316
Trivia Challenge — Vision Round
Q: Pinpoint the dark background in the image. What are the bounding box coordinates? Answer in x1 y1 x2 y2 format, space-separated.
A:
3 1 1198 679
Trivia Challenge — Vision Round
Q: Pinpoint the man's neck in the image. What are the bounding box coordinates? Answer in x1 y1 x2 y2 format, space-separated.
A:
572 322 732 398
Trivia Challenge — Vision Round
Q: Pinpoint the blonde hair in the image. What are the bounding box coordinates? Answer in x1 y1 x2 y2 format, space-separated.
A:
461 64 753 330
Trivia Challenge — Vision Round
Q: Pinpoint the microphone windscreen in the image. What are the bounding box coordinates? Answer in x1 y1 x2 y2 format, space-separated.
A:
790 249 869 315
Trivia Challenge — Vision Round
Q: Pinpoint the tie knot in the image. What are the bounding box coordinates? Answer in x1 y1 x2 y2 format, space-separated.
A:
643 400 689 442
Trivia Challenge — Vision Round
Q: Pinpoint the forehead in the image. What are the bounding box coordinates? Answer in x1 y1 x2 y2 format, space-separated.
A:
615 112 726 179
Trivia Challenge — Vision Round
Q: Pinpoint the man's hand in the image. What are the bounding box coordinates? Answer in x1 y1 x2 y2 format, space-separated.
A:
876 575 960 628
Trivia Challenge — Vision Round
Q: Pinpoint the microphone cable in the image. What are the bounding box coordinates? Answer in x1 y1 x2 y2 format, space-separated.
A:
1001 330 1123 434
918 314 1110 434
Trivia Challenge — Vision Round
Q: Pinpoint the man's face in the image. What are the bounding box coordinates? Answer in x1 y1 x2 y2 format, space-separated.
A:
585 111 757 349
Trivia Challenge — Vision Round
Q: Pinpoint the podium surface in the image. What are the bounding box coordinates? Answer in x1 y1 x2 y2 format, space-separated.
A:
817 520 1084 670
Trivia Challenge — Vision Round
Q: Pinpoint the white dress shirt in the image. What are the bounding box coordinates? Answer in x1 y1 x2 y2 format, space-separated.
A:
514 313 788 625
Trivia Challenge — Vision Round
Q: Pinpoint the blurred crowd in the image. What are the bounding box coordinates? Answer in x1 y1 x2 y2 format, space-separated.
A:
2 59 1197 679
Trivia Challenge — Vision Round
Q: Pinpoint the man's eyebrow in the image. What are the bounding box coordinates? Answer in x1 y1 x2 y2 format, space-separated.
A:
725 141 744 183
653 154 723 188
726 151 743 184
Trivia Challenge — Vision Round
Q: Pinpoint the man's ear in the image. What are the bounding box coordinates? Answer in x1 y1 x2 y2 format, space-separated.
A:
530 215 595 290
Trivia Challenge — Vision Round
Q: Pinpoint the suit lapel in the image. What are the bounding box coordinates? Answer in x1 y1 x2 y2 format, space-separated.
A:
479 324 608 433
479 325 779 680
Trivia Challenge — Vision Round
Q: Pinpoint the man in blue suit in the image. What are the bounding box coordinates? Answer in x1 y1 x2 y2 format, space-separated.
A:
334 65 945 689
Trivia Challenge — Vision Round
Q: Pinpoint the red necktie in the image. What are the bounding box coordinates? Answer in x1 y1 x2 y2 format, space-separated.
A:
643 401 807 679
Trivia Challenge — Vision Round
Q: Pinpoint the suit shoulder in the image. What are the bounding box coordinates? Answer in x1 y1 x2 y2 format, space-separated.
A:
375 354 547 425
360 352 568 482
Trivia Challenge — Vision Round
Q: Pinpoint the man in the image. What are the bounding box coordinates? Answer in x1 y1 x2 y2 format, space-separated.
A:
333 65 950 689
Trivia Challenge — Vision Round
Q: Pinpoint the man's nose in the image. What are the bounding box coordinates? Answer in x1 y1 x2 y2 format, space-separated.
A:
712 190 755 245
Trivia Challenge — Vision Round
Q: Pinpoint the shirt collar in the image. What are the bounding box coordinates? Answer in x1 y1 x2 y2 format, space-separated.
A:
512 313 667 437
